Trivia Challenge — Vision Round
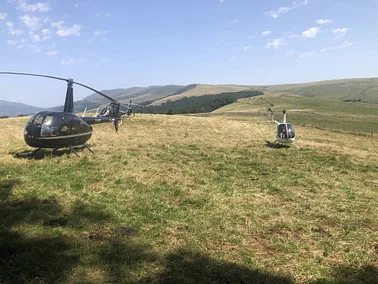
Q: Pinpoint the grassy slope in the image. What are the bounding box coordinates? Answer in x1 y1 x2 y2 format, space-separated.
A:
214 94 378 134
264 77 378 103
151 78 378 106
1 114 378 283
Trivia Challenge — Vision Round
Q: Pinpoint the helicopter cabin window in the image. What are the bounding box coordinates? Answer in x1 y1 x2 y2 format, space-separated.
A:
40 113 65 137
41 115 55 136
57 114 82 136
287 124 295 139
30 113 45 125
278 124 288 139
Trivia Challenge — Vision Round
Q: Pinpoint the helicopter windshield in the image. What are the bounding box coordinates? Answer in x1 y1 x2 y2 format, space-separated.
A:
278 124 295 139
27 112 49 125
287 124 295 139
41 115 58 136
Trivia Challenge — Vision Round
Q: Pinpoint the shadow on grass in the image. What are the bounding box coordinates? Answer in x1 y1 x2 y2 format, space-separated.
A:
3 176 377 283
99 240 158 282
0 178 111 283
315 264 378 284
265 140 291 149
11 145 90 160
107 248 295 284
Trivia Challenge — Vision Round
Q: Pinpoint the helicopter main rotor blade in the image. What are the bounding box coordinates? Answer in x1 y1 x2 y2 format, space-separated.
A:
73 81 117 103
0 71 69 83
0 71 118 104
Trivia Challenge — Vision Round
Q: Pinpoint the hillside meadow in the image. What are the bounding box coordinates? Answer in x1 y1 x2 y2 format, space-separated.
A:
151 78 378 106
1 112 378 283
215 94 378 135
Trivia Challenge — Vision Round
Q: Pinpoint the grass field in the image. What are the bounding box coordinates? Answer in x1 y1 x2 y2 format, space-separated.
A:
1 112 378 283
215 94 378 135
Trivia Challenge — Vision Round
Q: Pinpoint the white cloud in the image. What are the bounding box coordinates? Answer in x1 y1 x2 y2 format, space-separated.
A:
29 31 41 42
51 21 64 29
0 13 7 20
266 7 291 19
6 21 24 35
299 51 316 58
261 30 271 37
333 28 348 37
220 0 225 3
9 27 24 35
265 0 308 19
286 50 295 56
46 50 58 56
61 58 85 65
94 30 107 36
56 24 81 37
266 38 284 49
41 28 51 40
302 27 320 38
339 40 354 48
104 13 111 17
6 39 17 45
316 19 334 24
321 40 355 52
88 30 108 43
20 15 41 30
74 4 79 8
18 1 50 12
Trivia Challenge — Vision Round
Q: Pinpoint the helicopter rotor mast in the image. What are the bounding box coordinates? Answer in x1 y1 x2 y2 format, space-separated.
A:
64 79 74 113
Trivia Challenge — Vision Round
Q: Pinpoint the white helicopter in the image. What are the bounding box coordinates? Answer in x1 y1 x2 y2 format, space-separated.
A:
261 97 295 145
272 109 295 144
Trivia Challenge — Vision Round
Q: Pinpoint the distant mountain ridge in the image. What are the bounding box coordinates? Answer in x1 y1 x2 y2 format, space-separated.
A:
2 77 378 116
0 100 44 117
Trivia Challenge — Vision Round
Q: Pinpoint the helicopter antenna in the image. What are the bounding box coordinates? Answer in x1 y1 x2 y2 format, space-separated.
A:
82 107 87 117
283 110 287 123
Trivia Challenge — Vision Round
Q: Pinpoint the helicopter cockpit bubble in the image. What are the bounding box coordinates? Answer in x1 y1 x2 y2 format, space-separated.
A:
277 123 295 140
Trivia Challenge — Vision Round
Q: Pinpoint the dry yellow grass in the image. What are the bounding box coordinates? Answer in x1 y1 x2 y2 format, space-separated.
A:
1 114 378 283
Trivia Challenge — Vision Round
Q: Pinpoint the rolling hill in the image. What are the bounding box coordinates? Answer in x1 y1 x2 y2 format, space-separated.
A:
150 77 378 106
2 77 378 116
0 100 44 117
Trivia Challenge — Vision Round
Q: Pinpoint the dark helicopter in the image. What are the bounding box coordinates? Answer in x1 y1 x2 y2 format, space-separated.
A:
0 72 131 156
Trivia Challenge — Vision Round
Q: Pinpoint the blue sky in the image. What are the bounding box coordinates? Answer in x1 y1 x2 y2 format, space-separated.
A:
1 0 377 107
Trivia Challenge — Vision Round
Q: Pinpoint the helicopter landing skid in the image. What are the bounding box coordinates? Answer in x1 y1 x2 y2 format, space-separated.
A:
31 147 42 155
84 144 95 155
68 147 80 157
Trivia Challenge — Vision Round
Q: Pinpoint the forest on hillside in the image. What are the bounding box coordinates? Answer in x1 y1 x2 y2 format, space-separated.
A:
134 90 263 114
